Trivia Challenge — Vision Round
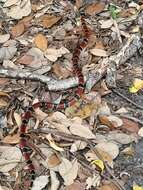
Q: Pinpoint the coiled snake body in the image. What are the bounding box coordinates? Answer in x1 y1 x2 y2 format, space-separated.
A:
20 12 90 189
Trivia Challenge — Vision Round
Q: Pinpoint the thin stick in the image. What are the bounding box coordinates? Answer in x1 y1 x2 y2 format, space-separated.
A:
112 88 143 110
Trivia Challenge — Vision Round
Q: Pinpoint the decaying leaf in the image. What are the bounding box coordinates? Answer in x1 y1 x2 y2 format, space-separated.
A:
90 48 108 57
14 112 22 127
138 127 143 137
7 0 32 19
66 181 85 190
95 142 119 159
99 115 123 129
85 2 105 15
70 140 87 153
39 15 61 28
86 174 101 189
17 54 34 65
0 46 17 62
46 153 61 168
0 34 10 43
52 63 71 79
11 22 25 38
50 170 60 190
122 118 139 133
99 183 120 190
99 19 113 29
34 33 48 51
107 132 136 144
85 148 113 168
69 117 96 139
32 176 49 190
59 158 78 185
3 0 19 7
45 47 69 62
0 146 22 172
2 133 20 144
0 99 8 107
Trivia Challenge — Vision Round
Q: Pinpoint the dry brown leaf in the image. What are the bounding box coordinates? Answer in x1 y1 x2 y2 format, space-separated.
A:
95 142 119 159
107 132 135 144
34 33 48 51
118 9 134 18
99 115 123 129
2 133 20 144
122 118 139 133
76 103 97 119
67 181 85 190
76 0 83 9
53 63 71 79
85 148 113 168
59 158 78 185
99 183 119 190
0 91 10 98
47 153 61 168
69 117 96 139
85 3 105 15
45 47 69 62
11 22 25 38
0 79 9 85
17 54 34 65
0 99 8 107
90 48 108 57
39 15 61 28
19 16 33 27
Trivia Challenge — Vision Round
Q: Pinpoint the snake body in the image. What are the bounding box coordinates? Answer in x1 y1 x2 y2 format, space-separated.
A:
20 12 90 189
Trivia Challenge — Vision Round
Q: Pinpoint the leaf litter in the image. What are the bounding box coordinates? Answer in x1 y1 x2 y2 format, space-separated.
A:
0 0 143 190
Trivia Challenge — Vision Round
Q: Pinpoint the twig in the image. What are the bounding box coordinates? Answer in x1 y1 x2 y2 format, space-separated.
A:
0 34 142 91
112 88 143 110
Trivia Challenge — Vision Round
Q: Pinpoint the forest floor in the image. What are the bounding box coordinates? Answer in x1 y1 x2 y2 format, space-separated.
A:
0 0 143 190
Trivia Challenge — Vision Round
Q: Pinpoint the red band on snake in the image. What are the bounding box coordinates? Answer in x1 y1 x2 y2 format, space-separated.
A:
20 12 90 189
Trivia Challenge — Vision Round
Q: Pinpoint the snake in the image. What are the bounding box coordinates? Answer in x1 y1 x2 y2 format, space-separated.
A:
19 11 91 189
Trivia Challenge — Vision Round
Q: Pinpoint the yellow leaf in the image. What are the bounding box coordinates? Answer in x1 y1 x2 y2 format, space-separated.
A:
133 185 143 190
91 159 104 171
34 33 48 51
129 79 143 93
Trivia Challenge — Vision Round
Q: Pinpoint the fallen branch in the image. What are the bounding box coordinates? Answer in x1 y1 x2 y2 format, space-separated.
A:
0 34 142 91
